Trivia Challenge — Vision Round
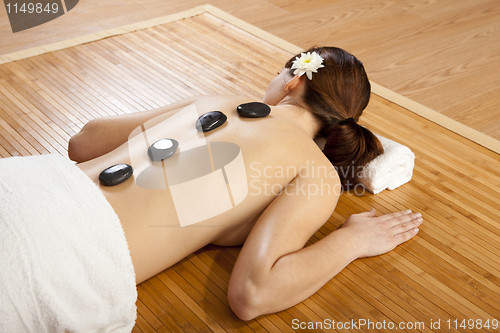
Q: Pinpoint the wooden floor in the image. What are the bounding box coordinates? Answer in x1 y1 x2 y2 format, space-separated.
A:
1 12 500 332
1 0 499 140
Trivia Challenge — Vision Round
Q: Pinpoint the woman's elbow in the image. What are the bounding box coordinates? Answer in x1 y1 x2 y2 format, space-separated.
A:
228 282 263 321
67 120 99 163
68 133 87 163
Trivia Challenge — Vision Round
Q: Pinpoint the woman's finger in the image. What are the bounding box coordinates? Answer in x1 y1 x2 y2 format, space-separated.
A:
377 209 413 222
392 216 423 235
386 212 422 228
393 225 420 245
355 209 377 217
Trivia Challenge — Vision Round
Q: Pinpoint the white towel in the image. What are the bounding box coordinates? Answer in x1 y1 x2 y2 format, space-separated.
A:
358 135 415 194
0 154 137 333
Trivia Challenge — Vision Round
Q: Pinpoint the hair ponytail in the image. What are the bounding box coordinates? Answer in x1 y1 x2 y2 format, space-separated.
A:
284 46 384 186
323 120 383 187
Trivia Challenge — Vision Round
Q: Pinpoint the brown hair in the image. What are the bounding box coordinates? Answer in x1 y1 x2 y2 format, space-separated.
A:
285 47 384 187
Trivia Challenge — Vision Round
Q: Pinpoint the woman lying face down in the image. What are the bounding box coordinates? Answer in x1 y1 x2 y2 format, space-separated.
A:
68 46 423 321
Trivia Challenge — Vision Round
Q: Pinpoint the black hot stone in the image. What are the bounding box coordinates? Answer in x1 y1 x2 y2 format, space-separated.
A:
147 138 179 161
99 164 133 186
196 111 227 132
236 102 271 118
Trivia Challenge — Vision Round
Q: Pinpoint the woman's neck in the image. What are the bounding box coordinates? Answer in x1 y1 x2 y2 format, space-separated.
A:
271 102 321 139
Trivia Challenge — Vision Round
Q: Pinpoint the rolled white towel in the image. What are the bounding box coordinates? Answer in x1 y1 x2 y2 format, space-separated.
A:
0 155 137 332
358 134 415 194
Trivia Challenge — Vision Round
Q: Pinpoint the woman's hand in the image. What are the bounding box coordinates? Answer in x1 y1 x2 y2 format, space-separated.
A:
341 209 423 259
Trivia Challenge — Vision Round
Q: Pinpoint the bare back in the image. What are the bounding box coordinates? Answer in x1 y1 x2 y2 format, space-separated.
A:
77 96 337 283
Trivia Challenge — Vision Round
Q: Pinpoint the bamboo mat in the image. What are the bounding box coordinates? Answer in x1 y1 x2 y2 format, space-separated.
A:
1 11 500 333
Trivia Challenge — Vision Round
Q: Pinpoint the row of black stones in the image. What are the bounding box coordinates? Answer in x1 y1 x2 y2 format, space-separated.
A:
99 102 271 186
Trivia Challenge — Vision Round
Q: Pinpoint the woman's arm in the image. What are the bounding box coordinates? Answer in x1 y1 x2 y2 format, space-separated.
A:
228 166 422 321
68 98 198 163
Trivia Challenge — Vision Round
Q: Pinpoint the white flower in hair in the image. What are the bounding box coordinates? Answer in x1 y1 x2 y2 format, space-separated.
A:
291 51 325 80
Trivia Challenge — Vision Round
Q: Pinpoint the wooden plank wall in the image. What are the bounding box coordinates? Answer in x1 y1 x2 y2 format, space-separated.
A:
1 12 500 333
1 0 499 140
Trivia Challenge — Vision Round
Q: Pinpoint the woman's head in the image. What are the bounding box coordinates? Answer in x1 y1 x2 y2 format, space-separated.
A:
283 46 384 187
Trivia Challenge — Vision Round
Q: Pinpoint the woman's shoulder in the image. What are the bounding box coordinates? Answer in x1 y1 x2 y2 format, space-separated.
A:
190 94 254 105
261 132 339 182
